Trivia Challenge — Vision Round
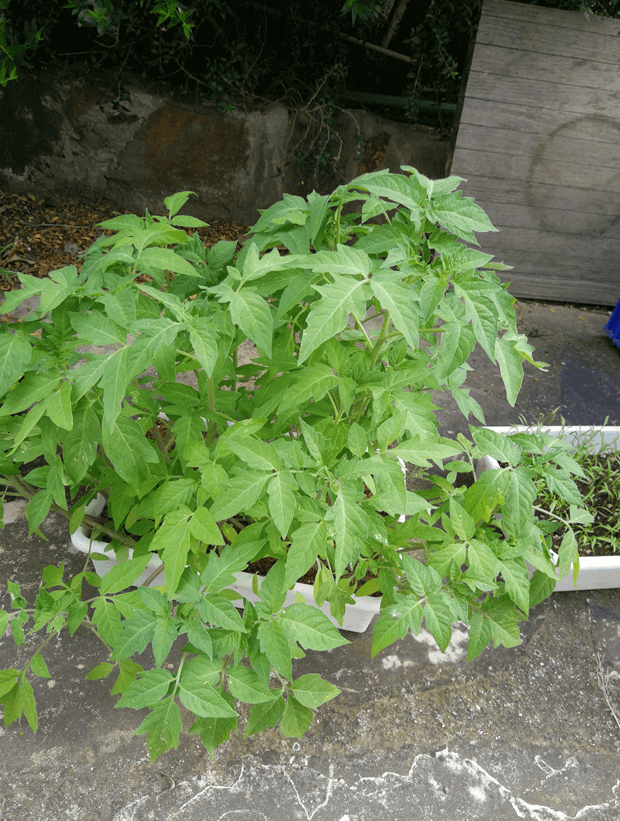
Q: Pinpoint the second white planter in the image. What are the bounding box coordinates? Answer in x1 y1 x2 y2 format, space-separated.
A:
476 426 620 592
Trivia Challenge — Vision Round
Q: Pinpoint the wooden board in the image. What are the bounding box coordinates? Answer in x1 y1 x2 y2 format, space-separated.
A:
450 0 620 305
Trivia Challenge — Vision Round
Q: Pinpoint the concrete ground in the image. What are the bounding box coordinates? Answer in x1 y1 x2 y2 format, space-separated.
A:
2 299 620 821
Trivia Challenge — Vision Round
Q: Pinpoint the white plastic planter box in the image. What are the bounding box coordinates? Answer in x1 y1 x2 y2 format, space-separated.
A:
477 426 620 591
71 495 382 632
70 494 163 587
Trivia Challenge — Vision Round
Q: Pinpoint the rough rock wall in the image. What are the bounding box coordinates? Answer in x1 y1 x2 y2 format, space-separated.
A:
0 73 450 224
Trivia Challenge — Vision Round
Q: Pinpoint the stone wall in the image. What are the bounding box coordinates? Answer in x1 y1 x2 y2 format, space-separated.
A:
0 73 451 224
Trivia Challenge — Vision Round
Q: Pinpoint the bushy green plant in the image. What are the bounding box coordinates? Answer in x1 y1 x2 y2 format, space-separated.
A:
0 167 588 761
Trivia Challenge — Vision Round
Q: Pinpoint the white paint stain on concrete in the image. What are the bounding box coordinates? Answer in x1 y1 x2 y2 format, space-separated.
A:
110 749 620 821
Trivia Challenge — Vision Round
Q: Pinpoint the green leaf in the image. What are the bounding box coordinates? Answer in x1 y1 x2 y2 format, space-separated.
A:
557 530 579 581
0 669 21 698
21 677 38 733
100 554 154 595
150 507 193 596
371 594 423 658
391 437 463 468
25 490 53 535
257 620 293 680
92 598 122 646
307 244 371 277
284 523 326 589
85 662 115 681
467 611 490 661
438 323 476 378
331 485 368 579
279 603 349 651
101 415 159 486
139 247 198 278
462 468 510 524
99 347 130 435
299 276 369 365
0 610 8 639
0 331 32 395
29 654 51 679
257 560 287 616
189 692 238 755
135 698 183 762
199 594 246 633
280 696 313 738
111 659 144 696
472 427 522 466
226 666 274 704
152 618 178 667
179 664 237 719
210 472 271 521
67 601 88 636
186 622 214 658
502 469 537 539
226 436 282 472
190 506 224 546
495 334 525 407
164 191 196 218
229 287 273 357
448 497 475 541
291 674 340 709
279 364 339 417
69 311 125 346
186 317 218 377
370 273 419 349
46 381 74 431
244 693 285 737
116 668 174 710
498 559 530 613
423 593 454 652
268 471 297 539
351 170 425 212
427 190 497 244
200 540 261 594
109 610 157 661
529 570 558 607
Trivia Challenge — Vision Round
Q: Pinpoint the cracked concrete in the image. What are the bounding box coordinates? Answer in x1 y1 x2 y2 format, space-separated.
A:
1 299 620 819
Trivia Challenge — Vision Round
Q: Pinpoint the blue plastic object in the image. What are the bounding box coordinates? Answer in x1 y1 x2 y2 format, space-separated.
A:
604 299 620 348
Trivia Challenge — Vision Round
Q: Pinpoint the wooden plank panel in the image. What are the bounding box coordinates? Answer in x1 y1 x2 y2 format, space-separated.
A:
454 124 620 169
472 43 620 91
476 14 620 62
455 176 620 219
465 71 620 116
483 0 620 36
501 275 619 305
458 97 620 143
451 147 620 192
469 227 620 263
450 0 620 304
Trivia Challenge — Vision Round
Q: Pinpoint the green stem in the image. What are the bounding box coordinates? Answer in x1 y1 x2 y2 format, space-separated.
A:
4 476 138 548
326 390 339 421
206 376 217 446
150 422 172 465
369 311 391 371
533 505 571 526
353 315 373 351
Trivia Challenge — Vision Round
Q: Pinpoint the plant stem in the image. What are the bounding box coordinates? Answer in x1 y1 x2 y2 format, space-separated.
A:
142 562 165 587
150 421 172 464
353 315 373 350
206 376 217 446
369 311 391 371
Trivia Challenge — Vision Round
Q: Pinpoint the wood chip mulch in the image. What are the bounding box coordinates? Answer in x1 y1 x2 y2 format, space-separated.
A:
0 190 247 295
